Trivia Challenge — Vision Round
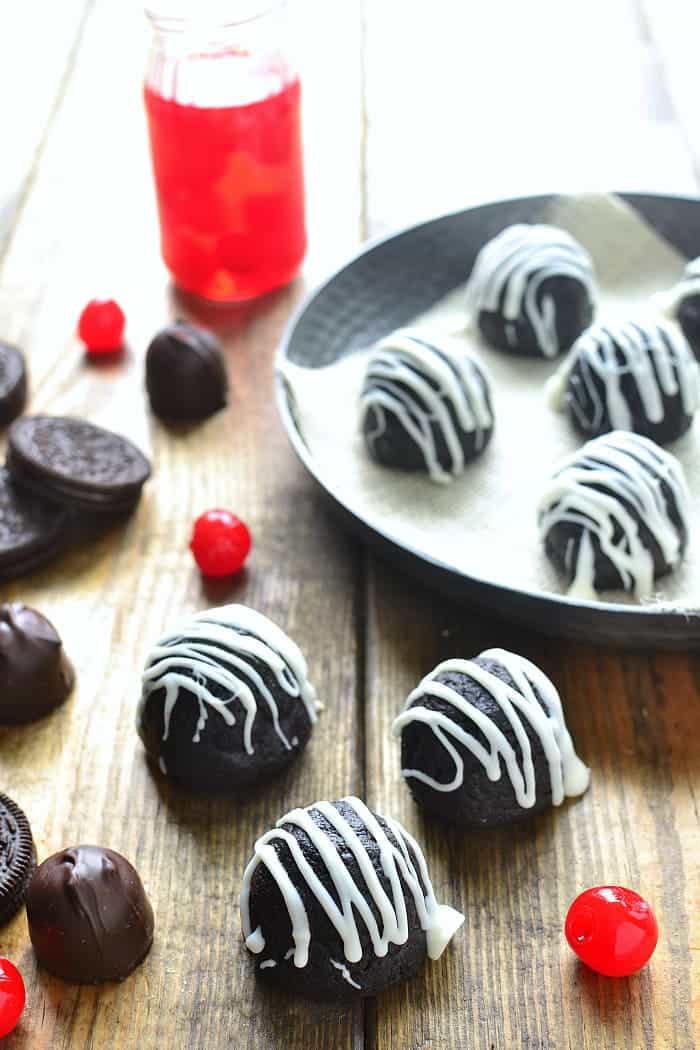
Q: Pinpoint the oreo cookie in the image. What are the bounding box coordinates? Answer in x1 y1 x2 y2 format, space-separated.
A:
0 343 27 426
7 416 151 515
0 792 36 925
0 467 67 579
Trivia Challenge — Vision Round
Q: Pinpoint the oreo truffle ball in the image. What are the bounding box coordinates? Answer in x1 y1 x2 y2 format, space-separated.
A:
240 796 464 999
539 431 689 599
656 257 700 359
393 650 589 828
0 603 74 724
359 328 493 484
465 224 596 359
26 845 154 983
137 604 318 793
145 320 227 422
550 319 700 445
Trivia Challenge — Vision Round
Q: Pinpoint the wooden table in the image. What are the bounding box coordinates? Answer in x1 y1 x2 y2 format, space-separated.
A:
1 2 698 1047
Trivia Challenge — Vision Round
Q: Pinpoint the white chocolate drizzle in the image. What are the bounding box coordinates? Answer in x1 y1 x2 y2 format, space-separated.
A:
465 224 596 359
331 960 361 989
538 431 690 599
547 318 700 433
392 649 590 808
139 604 318 755
240 796 464 970
259 959 276 969
359 328 493 484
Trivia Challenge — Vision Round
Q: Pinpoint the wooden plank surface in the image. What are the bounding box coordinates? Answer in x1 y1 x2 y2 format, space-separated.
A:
0 0 699 1048
362 2 700 1049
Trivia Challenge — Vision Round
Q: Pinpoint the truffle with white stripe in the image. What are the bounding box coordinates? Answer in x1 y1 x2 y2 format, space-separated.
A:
465 224 596 358
653 256 700 360
240 796 464 999
359 328 493 484
538 431 690 600
392 650 589 828
137 604 319 792
548 318 700 445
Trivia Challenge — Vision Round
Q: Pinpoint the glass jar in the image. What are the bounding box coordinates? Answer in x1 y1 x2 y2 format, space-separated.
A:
144 2 306 302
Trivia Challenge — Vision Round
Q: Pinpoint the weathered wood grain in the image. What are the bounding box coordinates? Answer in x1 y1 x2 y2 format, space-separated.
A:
0 1 94 256
0 1 365 1048
362 2 700 1048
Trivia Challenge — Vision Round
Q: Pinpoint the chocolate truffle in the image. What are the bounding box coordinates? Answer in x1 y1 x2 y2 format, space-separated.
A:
137 604 319 793
539 431 689 599
549 318 700 445
240 796 464 999
0 343 27 426
465 224 596 358
359 328 493 484
145 320 228 422
0 603 74 724
655 256 700 359
26 845 154 983
393 650 589 828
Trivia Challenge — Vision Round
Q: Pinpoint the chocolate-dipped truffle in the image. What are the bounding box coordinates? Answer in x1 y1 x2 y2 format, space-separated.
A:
393 650 589 828
465 224 596 358
137 604 319 793
0 603 74 724
26 845 154 983
539 431 689 599
549 318 700 445
241 796 464 999
359 328 493 484
145 320 228 422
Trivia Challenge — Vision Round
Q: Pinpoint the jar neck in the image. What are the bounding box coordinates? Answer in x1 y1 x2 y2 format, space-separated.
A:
145 1 286 36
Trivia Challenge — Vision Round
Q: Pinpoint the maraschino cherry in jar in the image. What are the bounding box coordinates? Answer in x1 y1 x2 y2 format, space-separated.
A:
144 2 306 302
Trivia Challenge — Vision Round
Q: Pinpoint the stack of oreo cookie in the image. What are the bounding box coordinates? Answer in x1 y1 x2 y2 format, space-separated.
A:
0 416 151 580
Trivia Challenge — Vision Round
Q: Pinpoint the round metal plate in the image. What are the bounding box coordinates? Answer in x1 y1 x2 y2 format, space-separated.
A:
276 193 700 648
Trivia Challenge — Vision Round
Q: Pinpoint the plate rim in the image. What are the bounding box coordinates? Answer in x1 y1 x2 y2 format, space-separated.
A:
275 190 700 636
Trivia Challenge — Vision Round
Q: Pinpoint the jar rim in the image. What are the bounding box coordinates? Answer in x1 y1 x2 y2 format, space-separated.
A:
144 1 286 31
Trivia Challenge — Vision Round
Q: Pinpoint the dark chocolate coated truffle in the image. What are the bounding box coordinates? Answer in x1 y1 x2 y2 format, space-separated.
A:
552 319 700 445
658 256 700 360
465 224 596 358
393 650 589 828
26 845 154 983
145 320 228 422
137 604 318 793
240 796 464 999
0 603 74 724
359 328 493 484
539 431 689 599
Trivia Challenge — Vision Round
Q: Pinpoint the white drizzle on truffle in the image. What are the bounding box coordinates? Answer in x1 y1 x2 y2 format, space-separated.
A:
359 328 492 484
392 649 590 808
138 604 318 755
240 796 464 970
547 318 700 433
538 431 690 599
465 224 596 359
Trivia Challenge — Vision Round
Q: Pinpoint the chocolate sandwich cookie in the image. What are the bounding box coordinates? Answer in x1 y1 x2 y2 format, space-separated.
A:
7 416 151 515
0 603 75 724
146 320 228 422
0 467 67 579
0 343 27 426
0 793 36 925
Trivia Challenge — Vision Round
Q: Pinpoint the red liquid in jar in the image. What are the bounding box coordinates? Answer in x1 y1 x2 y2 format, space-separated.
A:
144 72 306 302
